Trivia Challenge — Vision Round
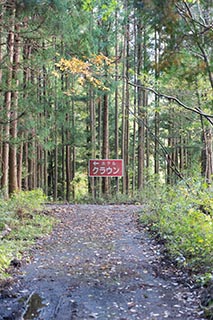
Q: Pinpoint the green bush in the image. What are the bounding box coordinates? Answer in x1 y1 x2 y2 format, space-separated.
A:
0 189 54 279
0 249 11 274
8 189 47 218
140 180 213 273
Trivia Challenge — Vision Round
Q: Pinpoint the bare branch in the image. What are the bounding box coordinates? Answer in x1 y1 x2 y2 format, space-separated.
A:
127 105 188 184
128 80 213 125
176 2 213 32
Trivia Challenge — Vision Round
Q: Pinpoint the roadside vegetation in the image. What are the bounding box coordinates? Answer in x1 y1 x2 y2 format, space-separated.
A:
140 179 213 274
0 181 212 317
139 178 213 318
0 189 56 279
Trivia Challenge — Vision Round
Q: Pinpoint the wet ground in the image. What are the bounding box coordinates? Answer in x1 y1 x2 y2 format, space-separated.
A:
0 204 206 320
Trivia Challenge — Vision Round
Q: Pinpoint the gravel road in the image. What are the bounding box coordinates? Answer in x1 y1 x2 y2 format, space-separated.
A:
0 204 205 320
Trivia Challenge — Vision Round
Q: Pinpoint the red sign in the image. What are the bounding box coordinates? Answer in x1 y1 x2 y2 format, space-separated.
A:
89 159 123 177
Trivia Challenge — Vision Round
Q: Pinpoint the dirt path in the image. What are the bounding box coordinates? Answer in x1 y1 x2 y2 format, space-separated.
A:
0 204 205 320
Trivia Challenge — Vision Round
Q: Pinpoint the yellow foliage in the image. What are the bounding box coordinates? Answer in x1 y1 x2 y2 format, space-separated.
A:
90 53 113 66
56 57 91 75
77 76 86 86
55 53 113 91
51 70 60 78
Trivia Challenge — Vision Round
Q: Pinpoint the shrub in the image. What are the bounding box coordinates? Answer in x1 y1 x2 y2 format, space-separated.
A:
140 180 213 273
8 189 47 219
0 189 54 279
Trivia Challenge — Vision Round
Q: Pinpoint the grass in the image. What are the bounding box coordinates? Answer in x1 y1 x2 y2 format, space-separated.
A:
139 179 213 318
139 180 213 274
0 189 56 279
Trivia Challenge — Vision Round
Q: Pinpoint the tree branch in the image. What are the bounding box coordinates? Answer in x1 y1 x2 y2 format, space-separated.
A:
127 106 189 186
0 111 26 125
176 2 213 33
176 1 213 89
128 81 213 125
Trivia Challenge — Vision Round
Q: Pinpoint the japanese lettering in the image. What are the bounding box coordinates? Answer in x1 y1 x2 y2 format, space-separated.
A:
89 159 123 177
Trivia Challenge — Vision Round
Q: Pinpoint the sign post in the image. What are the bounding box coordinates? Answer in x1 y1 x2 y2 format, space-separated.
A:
89 159 123 177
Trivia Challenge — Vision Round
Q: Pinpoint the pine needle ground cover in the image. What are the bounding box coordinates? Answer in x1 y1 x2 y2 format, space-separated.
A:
0 190 56 279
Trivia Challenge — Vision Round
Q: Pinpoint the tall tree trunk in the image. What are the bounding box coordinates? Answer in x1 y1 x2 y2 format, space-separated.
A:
124 13 130 194
121 3 128 194
61 126 65 200
66 142 71 202
97 99 102 197
114 8 119 193
0 4 3 180
89 88 96 199
137 94 146 190
23 141 29 190
53 143 58 200
71 95 76 200
137 20 145 191
36 145 42 188
154 28 160 175
22 36 31 191
53 37 58 200
178 114 184 172
65 114 71 202
17 134 23 189
201 126 213 184
0 3 3 85
28 136 36 190
1 6 15 197
44 148 48 195
9 16 21 194
167 118 172 184
102 94 109 195
167 108 178 185
132 13 138 194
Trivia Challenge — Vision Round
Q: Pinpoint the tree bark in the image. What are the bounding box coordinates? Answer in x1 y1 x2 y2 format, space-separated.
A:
137 20 145 191
124 13 130 195
114 8 120 193
65 114 71 202
89 88 96 199
201 127 213 184
1 6 15 197
102 94 109 195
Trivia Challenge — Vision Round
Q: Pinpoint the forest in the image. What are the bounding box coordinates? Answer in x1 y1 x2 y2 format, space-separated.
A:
0 2 213 317
0 0 212 201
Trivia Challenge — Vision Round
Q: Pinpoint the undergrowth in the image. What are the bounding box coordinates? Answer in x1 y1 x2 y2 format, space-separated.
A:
140 179 213 275
139 179 213 319
0 189 55 279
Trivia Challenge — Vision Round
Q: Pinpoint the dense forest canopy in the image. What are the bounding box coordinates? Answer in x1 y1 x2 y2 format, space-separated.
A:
0 0 212 200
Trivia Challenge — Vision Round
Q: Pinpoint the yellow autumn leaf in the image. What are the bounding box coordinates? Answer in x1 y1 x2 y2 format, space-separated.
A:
52 70 60 78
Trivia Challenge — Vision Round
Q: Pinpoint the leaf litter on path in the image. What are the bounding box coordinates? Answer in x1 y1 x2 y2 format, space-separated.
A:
0 204 206 320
